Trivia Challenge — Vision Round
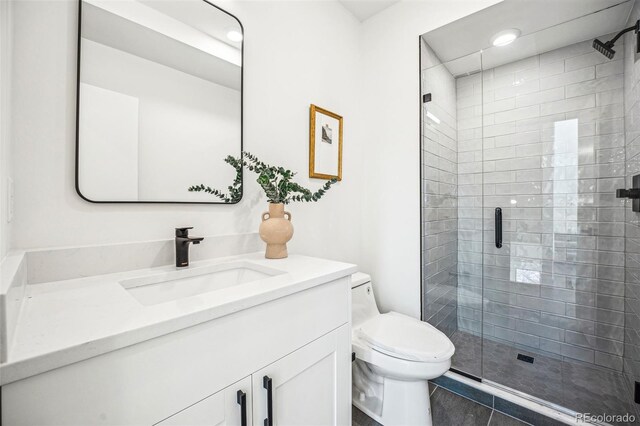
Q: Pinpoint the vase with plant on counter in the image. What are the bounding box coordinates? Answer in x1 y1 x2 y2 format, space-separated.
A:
189 152 337 259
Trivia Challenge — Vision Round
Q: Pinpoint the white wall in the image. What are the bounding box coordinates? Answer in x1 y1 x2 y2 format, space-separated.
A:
9 0 364 267
0 0 14 261
360 0 501 318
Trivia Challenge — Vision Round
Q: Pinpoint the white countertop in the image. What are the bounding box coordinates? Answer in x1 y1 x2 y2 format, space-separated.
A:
0 253 357 385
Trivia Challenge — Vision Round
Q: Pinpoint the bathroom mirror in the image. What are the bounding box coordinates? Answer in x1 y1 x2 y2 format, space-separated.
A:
76 0 243 203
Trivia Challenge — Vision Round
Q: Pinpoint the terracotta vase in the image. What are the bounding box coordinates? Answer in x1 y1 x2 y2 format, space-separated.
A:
259 203 294 259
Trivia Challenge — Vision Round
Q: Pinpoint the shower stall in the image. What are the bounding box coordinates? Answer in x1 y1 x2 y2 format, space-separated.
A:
420 0 640 420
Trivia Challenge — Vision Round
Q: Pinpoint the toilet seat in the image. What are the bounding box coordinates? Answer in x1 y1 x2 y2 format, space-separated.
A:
355 312 455 362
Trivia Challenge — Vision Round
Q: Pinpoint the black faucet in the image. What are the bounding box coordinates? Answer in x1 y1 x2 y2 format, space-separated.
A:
175 227 204 267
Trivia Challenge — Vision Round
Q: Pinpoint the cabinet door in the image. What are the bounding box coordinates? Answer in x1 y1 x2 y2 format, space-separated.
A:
252 324 350 426
156 376 252 426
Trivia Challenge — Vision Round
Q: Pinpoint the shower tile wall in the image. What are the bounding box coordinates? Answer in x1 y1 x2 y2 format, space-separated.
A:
421 39 458 337
624 0 640 402
456 36 627 371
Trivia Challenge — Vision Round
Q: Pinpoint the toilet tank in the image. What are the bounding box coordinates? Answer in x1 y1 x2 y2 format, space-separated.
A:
351 272 380 328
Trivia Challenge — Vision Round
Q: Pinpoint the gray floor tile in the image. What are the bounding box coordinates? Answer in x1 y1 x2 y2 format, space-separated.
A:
431 387 493 426
451 330 483 377
451 331 636 424
561 362 639 425
452 332 564 404
484 343 564 405
488 411 529 426
352 406 382 426
429 381 437 396
432 375 494 407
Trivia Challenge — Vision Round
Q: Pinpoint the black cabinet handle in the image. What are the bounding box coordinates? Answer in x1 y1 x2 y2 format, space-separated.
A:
237 390 247 426
495 207 502 249
263 376 273 426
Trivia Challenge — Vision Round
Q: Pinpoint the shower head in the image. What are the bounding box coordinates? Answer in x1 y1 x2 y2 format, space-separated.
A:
593 20 639 59
593 38 615 59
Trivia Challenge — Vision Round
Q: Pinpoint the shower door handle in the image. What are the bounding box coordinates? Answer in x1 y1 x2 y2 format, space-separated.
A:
616 188 640 199
495 207 502 249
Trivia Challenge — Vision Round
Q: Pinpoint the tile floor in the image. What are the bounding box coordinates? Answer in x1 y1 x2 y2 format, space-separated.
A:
352 384 529 426
450 331 639 424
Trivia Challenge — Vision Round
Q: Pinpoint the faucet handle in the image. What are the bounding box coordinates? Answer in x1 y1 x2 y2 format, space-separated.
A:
175 227 194 237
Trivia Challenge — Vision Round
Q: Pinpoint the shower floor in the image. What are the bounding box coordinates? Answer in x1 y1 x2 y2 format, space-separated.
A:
450 331 638 424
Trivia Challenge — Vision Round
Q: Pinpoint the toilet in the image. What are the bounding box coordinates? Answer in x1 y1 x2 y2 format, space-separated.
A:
351 272 455 426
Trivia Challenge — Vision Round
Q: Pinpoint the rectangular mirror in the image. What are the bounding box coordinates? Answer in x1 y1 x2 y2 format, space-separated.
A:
76 0 243 203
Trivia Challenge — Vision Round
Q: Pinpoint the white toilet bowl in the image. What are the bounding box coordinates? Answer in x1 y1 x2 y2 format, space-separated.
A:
351 273 455 426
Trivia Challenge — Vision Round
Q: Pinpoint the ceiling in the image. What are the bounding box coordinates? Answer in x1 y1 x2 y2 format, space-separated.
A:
422 0 636 76
338 0 400 21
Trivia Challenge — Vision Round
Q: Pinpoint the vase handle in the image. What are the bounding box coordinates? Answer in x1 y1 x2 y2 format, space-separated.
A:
284 211 292 221
262 212 270 222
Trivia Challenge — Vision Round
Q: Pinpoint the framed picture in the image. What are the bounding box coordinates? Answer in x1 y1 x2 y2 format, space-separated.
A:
309 104 343 181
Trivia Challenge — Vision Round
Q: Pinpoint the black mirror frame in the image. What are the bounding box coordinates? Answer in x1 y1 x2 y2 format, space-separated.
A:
74 0 244 204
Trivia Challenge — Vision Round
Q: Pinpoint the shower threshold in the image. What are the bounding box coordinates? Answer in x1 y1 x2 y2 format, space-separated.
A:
438 370 611 425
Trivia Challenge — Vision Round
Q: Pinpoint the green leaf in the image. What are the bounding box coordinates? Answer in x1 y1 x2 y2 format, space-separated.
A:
189 151 337 204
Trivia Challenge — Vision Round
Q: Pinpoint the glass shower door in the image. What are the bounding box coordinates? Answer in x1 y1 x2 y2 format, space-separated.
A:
453 66 484 379
479 37 633 416
420 41 485 379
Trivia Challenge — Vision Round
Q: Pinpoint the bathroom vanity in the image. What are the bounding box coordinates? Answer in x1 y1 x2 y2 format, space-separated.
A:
0 252 356 425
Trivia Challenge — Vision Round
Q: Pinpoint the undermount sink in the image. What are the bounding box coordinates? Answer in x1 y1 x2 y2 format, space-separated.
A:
120 261 284 306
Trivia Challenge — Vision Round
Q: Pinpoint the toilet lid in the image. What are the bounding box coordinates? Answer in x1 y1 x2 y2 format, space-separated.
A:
356 312 455 362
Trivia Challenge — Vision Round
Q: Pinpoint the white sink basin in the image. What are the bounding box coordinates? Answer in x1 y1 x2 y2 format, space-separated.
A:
120 261 284 306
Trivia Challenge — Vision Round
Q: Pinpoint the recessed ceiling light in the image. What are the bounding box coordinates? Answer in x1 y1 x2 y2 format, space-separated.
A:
226 30 243 42
491 29 520 47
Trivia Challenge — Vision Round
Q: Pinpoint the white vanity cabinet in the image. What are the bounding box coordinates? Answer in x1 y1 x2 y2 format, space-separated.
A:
156 376 253 426
155 325 350 426
252 325 350 426
1 276 352 426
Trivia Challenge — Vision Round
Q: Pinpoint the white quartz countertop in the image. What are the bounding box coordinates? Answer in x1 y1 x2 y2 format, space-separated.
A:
0 253 357 385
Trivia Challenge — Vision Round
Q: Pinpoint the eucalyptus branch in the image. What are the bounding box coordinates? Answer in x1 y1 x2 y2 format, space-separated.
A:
289 179 337 202
189 151 337 204
188 154 243 203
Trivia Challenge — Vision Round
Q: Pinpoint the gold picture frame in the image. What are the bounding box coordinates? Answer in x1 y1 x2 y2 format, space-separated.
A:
309 104 343 181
